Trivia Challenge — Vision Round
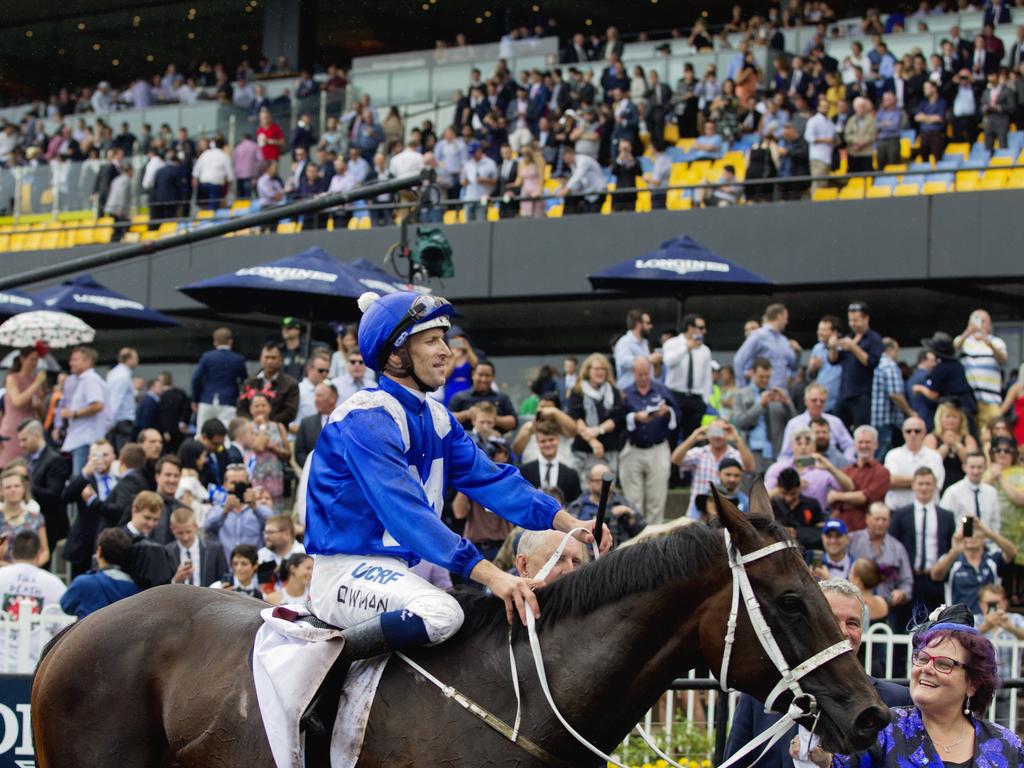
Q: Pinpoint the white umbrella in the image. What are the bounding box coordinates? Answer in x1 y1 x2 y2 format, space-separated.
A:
0 310 95 349
0 350 61 372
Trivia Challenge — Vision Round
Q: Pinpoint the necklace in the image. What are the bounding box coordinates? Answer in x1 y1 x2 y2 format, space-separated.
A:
929 717 967 754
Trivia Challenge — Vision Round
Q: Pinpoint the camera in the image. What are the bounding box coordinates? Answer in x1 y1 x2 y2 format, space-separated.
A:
962 516 974 538
229 481 251 501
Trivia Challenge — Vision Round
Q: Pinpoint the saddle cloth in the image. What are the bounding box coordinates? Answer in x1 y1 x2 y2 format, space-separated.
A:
252 604 389 768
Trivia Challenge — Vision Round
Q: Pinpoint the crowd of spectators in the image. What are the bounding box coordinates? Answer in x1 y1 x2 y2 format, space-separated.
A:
0 296 1022 672
4 2 1024 222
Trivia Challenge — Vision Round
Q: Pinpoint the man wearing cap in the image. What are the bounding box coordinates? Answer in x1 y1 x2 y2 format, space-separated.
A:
811 520 855 580
912 332 978 429
302 291 610 737
716 457 749 512
280 317 308 381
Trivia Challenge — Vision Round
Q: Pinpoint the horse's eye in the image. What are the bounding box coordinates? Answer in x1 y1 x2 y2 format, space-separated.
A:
777 594 805 615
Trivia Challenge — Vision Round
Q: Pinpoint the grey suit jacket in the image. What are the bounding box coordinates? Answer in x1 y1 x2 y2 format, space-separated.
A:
981 85 1016 128
165 538 229 587
731 385 796 458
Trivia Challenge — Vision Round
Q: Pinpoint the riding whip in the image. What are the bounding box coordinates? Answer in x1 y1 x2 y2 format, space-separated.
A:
593 471 614 550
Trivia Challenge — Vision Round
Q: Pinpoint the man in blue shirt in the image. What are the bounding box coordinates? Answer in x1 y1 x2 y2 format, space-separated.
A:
60 527 140 619
613 308 661 390
305 291 608 673
732 303 800 389
620 356 677 525
931 517 1018 614
806 315 843 413
914 81 948 163
828 301 884 431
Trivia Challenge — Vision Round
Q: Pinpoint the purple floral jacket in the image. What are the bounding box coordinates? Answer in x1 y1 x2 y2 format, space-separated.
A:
833 706 1023 768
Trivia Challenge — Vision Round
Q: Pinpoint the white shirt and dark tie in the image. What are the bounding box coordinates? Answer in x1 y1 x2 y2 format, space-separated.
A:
539 458 560 489
914 502 940 572
178 540 202 586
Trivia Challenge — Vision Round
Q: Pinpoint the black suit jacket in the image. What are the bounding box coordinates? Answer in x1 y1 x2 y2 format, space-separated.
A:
124 528 176 588
158 387 191 449
890 502 956 571
200 445 244 488
165 538 228 587
89 468 150 538
62 472 111 565
134 395 161 438
519 460 582 504
294 413 324 469
725 678 911 768
30 446 70 542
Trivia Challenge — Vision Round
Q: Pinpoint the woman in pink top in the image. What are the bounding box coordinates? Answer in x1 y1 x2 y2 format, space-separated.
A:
516 148 546 219
0 343 47 467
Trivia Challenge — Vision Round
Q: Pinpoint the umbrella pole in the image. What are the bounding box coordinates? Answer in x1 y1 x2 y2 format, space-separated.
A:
676 295 684 329
305 315 313 361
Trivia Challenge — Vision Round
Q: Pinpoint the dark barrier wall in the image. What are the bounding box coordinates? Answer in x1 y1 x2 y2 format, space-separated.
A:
5 190 1024 309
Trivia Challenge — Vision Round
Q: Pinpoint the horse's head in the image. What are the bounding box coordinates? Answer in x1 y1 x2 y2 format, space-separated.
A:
703 481 888 753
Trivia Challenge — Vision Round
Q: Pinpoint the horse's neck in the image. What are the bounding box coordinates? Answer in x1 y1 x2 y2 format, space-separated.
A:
532 570 724 750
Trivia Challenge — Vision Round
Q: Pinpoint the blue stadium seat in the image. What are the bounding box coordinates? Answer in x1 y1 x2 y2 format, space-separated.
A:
639 157 653 173
214 208 232 220
873 174 899 187
969 143 991 160
900 130 917 143
1008 131 1024 154
925 172 955 185
934 159 960 171
994 148 1017 160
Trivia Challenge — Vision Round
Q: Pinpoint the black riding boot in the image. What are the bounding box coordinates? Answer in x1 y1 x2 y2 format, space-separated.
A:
300 616 392 748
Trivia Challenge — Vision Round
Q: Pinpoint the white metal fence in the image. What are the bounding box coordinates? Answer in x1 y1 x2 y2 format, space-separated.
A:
0 599 76 675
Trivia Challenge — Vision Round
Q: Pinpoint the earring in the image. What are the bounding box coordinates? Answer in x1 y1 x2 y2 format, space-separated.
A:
963 696 971 716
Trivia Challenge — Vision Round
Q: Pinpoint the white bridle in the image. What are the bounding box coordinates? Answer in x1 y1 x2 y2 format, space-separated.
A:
400 525 854 768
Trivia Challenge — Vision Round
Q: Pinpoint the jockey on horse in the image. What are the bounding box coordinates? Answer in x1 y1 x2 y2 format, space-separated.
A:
302 290 610 734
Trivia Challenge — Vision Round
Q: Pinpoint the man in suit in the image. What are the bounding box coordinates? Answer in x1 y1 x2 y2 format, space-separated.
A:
981 70 1015 151
119 455 183 545
62 439 119 577
645 70 674 143
166 507 227 587
150 151 189 223
122 491 177 588
158 371 191 453
198 418 242 488
295 382 337 470
984 0 1012 28
562 32 592 64
890 466 956 631
1009 26 1024 72
731 358 796 470
519 420 582 504
79 443 151 549
192 327 249 434
238 341 300 425
134 377 163 438
17 419 71 545
725 578 912 768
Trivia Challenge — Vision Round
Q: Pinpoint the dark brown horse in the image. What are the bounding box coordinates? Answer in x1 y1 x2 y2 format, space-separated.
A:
32 488 888 767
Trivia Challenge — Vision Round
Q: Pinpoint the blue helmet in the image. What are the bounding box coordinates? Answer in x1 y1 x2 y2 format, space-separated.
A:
357 291 454 373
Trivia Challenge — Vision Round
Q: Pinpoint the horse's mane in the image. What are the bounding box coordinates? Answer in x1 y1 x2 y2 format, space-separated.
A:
453 517 789 641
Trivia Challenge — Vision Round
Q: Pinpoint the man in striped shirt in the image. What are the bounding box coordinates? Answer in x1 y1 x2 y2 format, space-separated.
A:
953 309 1007 433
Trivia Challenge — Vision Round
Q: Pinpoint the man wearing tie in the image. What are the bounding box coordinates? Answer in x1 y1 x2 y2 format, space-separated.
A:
940 452 1001 535
166 507 227 587
890 466 955 630
198 418 242 489
662 314 712 441
518 420 582 504
295 383 338 469
981 70 1015 151
62 439 117 577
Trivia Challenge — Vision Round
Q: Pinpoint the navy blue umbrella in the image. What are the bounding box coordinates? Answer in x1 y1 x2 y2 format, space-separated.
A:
587 236 773 295
0 289 42 318
32 274 179 328
179 248 426 318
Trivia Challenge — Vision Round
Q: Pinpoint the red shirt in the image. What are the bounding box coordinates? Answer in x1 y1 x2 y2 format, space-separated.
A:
834 459 891 531
257 123 284 161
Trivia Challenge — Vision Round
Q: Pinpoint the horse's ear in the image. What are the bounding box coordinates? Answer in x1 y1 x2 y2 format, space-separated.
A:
712 484 760 551
747 477 774 521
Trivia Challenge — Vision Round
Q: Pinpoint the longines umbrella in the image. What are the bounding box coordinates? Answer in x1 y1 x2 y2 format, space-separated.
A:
587 235 773 295
32 274 179 328
0 289 42 318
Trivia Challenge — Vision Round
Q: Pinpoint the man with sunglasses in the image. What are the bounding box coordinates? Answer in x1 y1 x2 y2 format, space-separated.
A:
884 416 945 510
291 352 332 432
301 291 610 741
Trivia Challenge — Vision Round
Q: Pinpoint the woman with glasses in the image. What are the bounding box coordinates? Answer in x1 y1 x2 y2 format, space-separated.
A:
823 604 1023 768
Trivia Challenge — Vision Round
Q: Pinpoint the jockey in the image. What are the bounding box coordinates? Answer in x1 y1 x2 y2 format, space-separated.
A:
305 291 609 670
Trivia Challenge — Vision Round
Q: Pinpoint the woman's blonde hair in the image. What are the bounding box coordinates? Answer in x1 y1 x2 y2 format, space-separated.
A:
573 353 616 395
932 401 969 441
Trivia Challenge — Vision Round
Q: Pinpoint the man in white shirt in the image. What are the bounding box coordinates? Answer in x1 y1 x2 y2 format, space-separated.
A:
0 531 67 670
257 514 306 566
662 313 712 441
940 452 1001 535
331 350 373 404
291 353 331 433
883 415 945 510
558 145 607 214
459 140 497 221
106 347 139 453
953 308 1007 432
192 136 235 210
61 346 112 476
344 146 370 186
613 308 662 390
803 95 836 191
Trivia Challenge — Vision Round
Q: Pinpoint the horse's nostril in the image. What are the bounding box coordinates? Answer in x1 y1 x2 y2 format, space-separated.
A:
854 705 889 735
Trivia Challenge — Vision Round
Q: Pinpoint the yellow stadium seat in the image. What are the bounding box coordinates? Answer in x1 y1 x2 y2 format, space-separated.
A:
231 200 251 213
8 234 27 252
866 185 893 199
988 155 1013 167
122 232 141 244
546 204 563 218
944 143 970 160
663 124 680 144
955 170 981 190
93 226 113 244
922 181 951 195
358 216 372 229
346 217 359 230
486 205 500 222
675 138 695 152
669 163 688 185
457 209 467 224
883 164 907 174
39 231 59 249
157 221 178 235
812 187 838 201
899 138 913 159
23 233 42 250
196 209 215 220
442 210 458 225
666 190 692 210
980 174 1008 190
71 226 94 246
276 221 301 234
543 164 551 181
893 183 920 196
140 231 160 242
325 217 334 232
1007 169 1024 189
838 183 865 200
600 189 613 214
0 235 8 252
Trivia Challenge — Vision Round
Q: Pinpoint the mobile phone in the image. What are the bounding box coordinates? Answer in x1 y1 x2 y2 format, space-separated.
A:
811 551 824 567
962 516 974 538
256 560 277 585
988 602 998 614
795 456 815 469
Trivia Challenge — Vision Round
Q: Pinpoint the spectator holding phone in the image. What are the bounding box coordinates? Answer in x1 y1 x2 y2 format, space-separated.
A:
203 463 274 564
976 584 1024 727
930 515 1018 614
766 426 854 512
731 357 796 470
209 544 264 600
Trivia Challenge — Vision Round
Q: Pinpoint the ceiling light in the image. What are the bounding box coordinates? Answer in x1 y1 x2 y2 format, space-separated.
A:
77 22 86 30
112 59 120 66
92 42 101 50
146 54 155 61
25 30 33 38
187 31 196 39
